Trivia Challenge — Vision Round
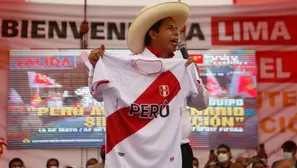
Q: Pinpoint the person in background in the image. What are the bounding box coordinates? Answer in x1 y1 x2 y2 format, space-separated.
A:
46 158 59 168
90 146 105 168
254 144 268 165
272 140 297 168
86 158 98 168
210 144 248 168
252 160 266 168
193 157 199 168
9 158 25 168
204 149 217 168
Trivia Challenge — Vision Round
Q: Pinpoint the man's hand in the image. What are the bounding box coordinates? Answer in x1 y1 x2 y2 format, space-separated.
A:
185 57 200 76
185 57 196 67
88 44 105 68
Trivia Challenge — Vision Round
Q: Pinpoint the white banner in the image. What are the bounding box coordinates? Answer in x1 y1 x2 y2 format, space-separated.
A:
1 2 297 49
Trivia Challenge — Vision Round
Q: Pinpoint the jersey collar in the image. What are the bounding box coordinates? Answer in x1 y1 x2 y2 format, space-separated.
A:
146 46 175 58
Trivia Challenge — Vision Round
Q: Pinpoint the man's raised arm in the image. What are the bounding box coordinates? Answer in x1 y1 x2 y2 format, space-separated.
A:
186 62 209 110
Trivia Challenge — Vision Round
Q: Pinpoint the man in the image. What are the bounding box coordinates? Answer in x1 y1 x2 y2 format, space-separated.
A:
46 158 59 168
204 150 217 168
272 141 297 168
88 2 209 168
210 144 248 168
9 158 25 168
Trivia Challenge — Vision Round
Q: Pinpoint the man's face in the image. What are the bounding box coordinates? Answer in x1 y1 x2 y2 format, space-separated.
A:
10 161 23 168
283 148 296 159
253 162 265 168
48 160 58 168
217 147 231 162
217 148 230 156
150 17 179 56
283 148 296 154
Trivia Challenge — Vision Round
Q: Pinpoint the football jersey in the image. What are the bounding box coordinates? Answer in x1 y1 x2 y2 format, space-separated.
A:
91 53 201 168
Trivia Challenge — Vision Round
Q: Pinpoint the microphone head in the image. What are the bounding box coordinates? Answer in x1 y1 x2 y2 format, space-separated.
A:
177 41 186 49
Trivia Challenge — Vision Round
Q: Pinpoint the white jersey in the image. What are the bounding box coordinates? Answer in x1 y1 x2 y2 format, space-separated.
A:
91 53 201 168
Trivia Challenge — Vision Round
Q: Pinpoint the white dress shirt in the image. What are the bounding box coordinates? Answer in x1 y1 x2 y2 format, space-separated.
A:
88 48 209 145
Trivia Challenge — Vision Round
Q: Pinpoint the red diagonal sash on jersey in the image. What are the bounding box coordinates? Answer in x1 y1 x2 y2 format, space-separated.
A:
106 71 181 154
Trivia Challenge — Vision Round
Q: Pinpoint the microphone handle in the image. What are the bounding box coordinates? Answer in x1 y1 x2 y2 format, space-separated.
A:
180 48 189 59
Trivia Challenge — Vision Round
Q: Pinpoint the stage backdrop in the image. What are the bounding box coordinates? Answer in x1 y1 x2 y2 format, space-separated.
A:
0 1 297 168
7 49 257 149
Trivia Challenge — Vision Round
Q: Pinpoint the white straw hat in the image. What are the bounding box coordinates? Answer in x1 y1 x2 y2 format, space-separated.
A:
127 2 189 54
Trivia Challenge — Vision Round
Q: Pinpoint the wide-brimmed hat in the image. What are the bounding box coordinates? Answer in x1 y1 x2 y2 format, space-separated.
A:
127 2 189 54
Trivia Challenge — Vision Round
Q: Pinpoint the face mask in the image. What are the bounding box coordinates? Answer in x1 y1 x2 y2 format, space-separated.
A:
209 161 216 166
50 166 58 168
284 152 293 159
87 166 93 168
217 153 229 162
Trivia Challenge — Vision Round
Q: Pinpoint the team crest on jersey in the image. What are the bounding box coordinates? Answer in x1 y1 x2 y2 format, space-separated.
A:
159 85 169 97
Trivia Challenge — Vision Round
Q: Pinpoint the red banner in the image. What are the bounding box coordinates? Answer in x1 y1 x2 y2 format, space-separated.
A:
257 51 297 83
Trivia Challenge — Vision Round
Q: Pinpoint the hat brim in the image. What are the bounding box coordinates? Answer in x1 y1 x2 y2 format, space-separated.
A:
127 2 189 54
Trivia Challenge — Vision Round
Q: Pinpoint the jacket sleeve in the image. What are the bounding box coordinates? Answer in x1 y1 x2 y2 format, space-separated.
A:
88 66 105 102
186 64 210 110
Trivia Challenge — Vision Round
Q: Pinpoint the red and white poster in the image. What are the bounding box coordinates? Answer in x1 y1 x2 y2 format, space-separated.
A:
257 51 297 162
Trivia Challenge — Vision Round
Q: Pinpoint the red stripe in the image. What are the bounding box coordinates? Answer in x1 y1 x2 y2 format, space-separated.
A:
91 80 110 93
106 71 181 153
95 80 110 90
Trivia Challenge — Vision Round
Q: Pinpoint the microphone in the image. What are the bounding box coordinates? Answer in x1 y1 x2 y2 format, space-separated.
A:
177 41 189 59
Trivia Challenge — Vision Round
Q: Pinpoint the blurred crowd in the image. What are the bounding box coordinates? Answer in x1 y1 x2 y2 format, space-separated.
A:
198 140 296 168
7 140 297 168
8 145 105 168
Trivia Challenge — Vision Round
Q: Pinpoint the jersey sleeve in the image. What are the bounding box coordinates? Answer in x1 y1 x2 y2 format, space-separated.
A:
90 58 111 102
186 64 209 110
